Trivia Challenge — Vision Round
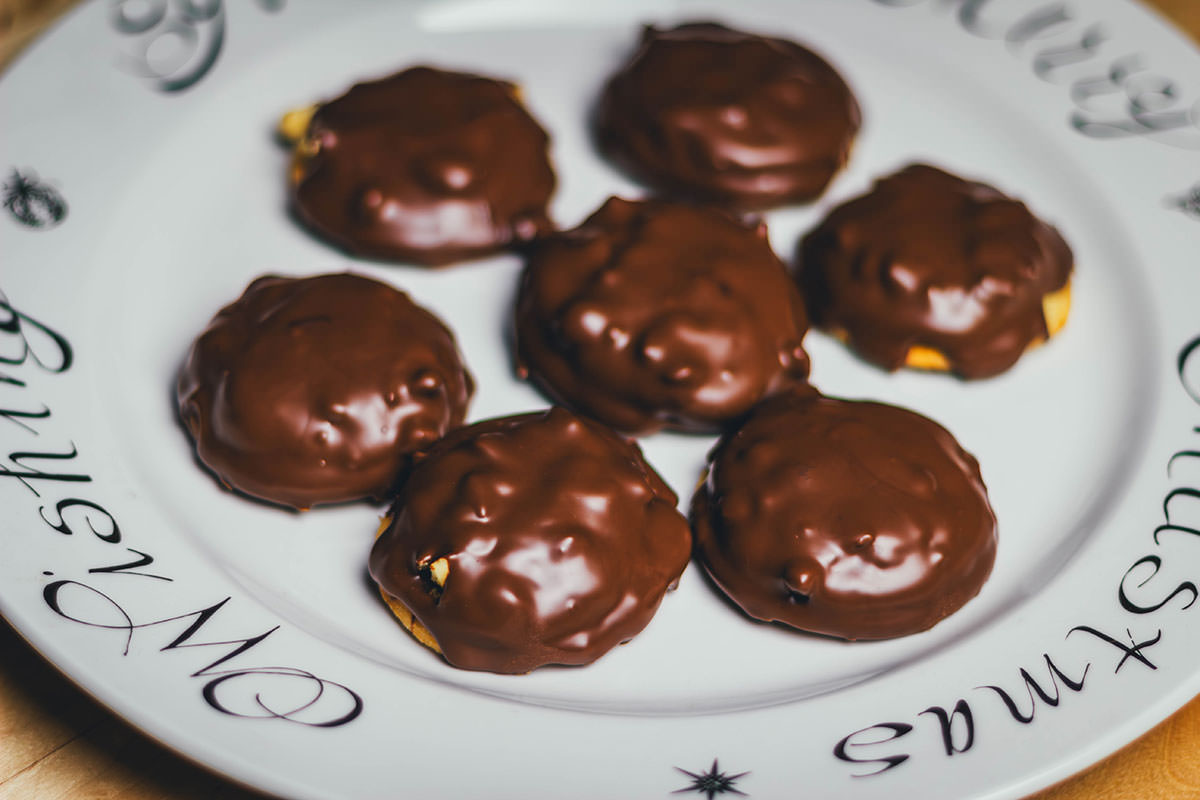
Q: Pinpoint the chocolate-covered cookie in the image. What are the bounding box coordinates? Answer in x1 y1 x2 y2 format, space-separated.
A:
692 393 997 640
596 22 861 209
515 197 812 435
286 66 556 265
368 407 692 673
177 273 473 510
797 164 1073 378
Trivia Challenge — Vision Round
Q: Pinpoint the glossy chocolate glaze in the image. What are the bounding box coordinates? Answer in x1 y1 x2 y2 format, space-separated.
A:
692 393 996 640
515 197 813 435
798 164 1073 378
177 273 473 510
596 22 861 210
369 407 692 673
291 66 556 265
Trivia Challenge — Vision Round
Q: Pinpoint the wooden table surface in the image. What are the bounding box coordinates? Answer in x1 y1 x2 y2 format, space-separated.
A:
2 1 1199 798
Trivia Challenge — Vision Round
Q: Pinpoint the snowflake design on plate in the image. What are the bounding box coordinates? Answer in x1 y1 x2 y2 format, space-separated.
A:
1168 183 1200 219
3 170 67 229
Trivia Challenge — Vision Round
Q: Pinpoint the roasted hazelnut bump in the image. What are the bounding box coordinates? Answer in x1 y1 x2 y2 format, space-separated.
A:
515 197 813 435
177 273 473 510
797 164 1073 379
285 66 556 266
368 407 692 673
596 22 861 210
692 393 997 640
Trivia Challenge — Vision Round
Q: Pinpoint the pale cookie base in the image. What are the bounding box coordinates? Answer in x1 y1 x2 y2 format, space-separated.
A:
278 105 318 187
277 87 523 190
278 104 315 144
904 282 1072 371
374 515 446 655
831 281 1073 373
379 589 442 654
1042 282 1071 336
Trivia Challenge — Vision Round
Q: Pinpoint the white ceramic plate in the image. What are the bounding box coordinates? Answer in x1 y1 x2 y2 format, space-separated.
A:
3 1 1200 797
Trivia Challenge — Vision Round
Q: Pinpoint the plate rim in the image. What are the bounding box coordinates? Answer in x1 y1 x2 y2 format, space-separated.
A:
3 1 1200 798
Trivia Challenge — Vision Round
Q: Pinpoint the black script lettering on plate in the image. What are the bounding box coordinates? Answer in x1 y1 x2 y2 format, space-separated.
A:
0 402 51 434
831 329 1200 779
1 283 363 730
88 548 171 582
0 289 73 375
0 444 91 497
867 0 1200 149
39 498 121 543
111 0 283 93
919 700 975 756
977 655 1089 724
1068 625 1161 673
42 581 362 727
1181 335 1200 405
1070 57 1200 146
1118 555 1198 614
833 723 914 777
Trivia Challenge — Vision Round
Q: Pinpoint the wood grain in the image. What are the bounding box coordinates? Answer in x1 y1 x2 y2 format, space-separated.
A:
0 0 75 69
0 1 1197 799
0 618 266 800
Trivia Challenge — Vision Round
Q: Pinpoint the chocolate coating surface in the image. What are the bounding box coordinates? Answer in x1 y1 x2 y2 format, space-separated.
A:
692 393 997 640
515 197 812 435
596 23 861 209
368 407 691 673
291 66 556 265
798 163 1073 378
177 273 473 509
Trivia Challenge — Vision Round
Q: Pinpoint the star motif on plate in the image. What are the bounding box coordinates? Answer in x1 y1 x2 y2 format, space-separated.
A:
674 758 749 799
1168 184 1200 219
